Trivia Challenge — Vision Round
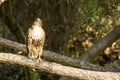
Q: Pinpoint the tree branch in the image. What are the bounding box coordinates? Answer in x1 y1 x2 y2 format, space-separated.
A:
0 53 120 80
80 26 120 62
0 37 120 72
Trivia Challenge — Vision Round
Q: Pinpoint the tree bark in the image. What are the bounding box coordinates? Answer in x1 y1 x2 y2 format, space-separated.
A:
0 37 120 72
0 53 120 80
80 26 120 62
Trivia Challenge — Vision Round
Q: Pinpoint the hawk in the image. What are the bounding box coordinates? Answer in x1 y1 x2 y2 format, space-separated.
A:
26 18 45 61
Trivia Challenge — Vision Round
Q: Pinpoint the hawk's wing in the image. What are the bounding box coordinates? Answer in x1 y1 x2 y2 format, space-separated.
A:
26 28 32 54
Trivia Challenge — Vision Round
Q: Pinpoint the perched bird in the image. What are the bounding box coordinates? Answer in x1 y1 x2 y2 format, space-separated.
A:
26 18 45 61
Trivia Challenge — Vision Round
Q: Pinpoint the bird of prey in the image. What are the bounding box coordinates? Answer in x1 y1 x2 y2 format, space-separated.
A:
26 18 45 61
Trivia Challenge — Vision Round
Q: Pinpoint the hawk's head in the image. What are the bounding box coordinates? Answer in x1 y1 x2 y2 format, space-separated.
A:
33 18 42 27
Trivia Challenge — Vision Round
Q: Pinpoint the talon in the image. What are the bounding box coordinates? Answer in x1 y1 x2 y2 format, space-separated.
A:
38 58 43 61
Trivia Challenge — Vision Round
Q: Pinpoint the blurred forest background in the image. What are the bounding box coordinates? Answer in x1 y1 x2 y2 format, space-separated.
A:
0 0 120 80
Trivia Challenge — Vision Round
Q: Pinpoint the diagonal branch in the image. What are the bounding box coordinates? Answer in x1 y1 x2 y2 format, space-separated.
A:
0 37 120 72
0 53 120 80
80 26 120 62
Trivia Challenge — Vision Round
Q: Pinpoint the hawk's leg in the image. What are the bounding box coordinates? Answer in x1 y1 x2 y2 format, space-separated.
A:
38 54 42 61
28 52 32 58
38 48 43 61
28 51 36 62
